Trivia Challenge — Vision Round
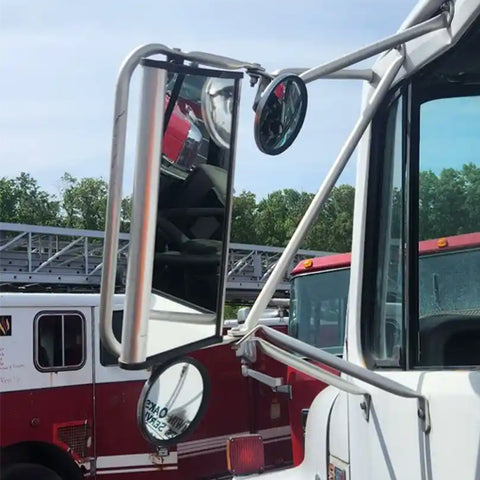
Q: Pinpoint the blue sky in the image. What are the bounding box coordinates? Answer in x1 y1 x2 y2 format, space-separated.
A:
0 0 419 200
420 97 480 173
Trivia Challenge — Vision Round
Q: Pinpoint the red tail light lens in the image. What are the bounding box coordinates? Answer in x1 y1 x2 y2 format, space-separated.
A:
226 434 265 475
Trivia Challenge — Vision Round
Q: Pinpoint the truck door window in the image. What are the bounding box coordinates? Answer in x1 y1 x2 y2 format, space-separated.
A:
416 94 480 367
35 312 85 371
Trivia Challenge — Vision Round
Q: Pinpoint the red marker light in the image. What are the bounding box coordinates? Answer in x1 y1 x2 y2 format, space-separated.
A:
303 259 313 269
437 238 448 248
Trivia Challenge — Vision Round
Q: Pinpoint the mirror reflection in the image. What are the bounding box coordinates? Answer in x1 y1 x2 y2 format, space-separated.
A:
254 74 308 155
153 70 238 314
202 77 234 149
139 358 208 444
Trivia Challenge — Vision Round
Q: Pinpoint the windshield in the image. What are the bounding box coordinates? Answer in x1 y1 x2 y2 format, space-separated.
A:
289 268 349 355
415 93 480 367
420 248 480 317
290 246 480 359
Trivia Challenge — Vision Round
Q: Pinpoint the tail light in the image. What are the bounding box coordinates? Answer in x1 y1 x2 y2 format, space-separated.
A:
226 434 264 476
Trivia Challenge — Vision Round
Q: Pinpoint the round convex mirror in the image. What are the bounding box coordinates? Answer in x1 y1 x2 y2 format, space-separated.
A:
254 74 308 155
137 357 210 446
201 77 234 149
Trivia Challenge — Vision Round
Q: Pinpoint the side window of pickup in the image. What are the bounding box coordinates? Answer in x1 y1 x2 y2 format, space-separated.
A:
34 312 85 372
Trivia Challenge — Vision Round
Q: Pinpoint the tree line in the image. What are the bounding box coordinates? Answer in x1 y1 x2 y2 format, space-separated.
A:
2 163 480 254
0 172 354 252
0 173 131 233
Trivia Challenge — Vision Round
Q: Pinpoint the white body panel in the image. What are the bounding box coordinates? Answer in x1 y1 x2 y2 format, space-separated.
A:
0 294 148 391
343 2 480 478
0 305 94 392
328 391 349 464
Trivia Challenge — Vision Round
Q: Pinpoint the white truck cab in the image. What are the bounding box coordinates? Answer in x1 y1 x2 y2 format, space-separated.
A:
97 1 480 478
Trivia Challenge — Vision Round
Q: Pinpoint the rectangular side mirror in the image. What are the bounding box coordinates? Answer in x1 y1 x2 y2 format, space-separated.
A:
104 59 242 368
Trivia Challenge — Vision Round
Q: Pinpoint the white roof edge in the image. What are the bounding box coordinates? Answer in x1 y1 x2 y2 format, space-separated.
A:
372 0 480 89
0 292 125 308
398 0 447 32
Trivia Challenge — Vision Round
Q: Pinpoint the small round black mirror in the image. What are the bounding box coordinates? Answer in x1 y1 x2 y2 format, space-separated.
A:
254 74 308 155
137 357 210 446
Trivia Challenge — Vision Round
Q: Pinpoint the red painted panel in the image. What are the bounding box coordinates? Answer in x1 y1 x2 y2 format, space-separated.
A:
94 380 151 456
287 363 338 466
2 331 292 479
1 384 93 453
93 342 260 480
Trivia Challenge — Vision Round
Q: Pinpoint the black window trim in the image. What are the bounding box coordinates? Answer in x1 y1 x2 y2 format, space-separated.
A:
99 309 123 367
362 85 408 370
34 310 86 373
405 81 416 371
291 265 351 281
364 80 480 372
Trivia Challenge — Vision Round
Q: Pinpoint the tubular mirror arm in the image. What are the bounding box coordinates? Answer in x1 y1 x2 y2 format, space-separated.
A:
183 51 264 75
239 51 405 335
254 338 368 396
238 326 431 432
299 10 448 83
274 68 375 82
101 44 171 357
100 43 265 357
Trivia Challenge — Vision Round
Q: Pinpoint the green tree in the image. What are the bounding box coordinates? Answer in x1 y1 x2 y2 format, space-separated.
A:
250 186 355 253
0 177 18 223
256 189 313 247
419 163 480 240
0 173 61 225
230 191 258 244
304 184 355 252
61 173 108 230
121 195 132 233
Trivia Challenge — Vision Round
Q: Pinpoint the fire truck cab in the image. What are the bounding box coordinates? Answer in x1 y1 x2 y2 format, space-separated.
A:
0 292 292 479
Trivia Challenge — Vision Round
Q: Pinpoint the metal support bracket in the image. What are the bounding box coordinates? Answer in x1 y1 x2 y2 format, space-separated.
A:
235 338 257 363
360 394 371 422
274 384 293 398
417 396 431 434
241 365 292 398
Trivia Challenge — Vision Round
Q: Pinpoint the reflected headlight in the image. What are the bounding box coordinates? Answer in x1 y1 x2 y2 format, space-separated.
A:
201 78 234 150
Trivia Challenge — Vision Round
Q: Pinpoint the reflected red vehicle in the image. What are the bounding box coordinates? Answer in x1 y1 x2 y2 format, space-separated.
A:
163 95 203 170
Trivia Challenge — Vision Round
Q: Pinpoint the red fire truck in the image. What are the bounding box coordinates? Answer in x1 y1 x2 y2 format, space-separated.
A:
0 292 291 479
286 231 480 466
0 60 296 480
